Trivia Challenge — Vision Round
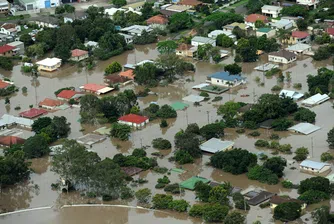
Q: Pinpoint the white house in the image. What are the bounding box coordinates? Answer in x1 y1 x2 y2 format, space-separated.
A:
0 23 21 35
300 160 331 174
261 5 282 18
118 114 149 128
270 19 293 30
285 43 312 55
302 93 330 107
19 0 60 10
245 14 268 29
268 50 297 64
256 27 275 38
119 33 133 44
0 0 9 14
208 30 236 40
0 114 33 129
200 138 234 153
191 36 216 47
296 0 319 9
120 25 153 37
281 16 300 27
279 89 304 100
104 7 126 18
36 57 61 72
207 71 246 87
84 41 98 49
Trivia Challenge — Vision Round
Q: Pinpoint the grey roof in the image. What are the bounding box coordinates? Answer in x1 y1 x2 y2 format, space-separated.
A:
302 93 330 106
182 94 205 103
300 160 330 170
254 63 278 71
269 50 297 60
121 25 152 35
286 43 311 52
0 114 33 127
288 123 321 135
200 138 234 153
192 36 215 45
246 191 276 206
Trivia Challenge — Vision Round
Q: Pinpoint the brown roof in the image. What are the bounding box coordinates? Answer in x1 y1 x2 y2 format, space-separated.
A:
270 195 303 205
179 0 202 6
104 74 128 84
39 98 64 107
269 50 297 60
121 167 143 176
0 136 25 146
1 23 16 30
176 43 192 51
245 14 268 23
160 9 179 17
147 15 169 25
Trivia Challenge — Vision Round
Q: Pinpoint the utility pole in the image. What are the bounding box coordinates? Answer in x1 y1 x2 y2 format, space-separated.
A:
206 111 210 124
31 69 38 106
311 137 314 158
185 110 189 125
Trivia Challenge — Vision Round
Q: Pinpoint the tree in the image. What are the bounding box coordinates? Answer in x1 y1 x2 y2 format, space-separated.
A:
49 116 71 139
133 30 157 45
35 29 57 51
236 38 258 62
194 181 212 202
313 46 332 61
54 44 71 62
293 147 309 161
110 123 131 141
134 63 158 86
247 165 279 185
32 117 52 134
208 186 229 205
272 118 293 131
23 135 49 158
141 2 154 19
152 138 171 149
296 19 308 31
210 148 257 174
298 190 330 204
321 152 334 162
135 188 151 203
233 193 250 210
157 40 178 54
185 123 200 134
232 27 246 39
80 95 102 123
157 105 177 119
175 132 202 158
105 62 122 75
298 176 330 194
112 0 126 7
263 156 287 178
294 108 316 123
307 68 334 95
216 34 234 47
312 206 334 224
0 56 14 70
152 194 173 209
168 199 189 212
203 204 229 222
327 127 334 149
19 33 33 46
224 63 242 75
273 202 301 221
246 0 270 14
224 211 245 224
175 150 194 164
205 12 243 29
200 122 225 140
0 151 30 189
255 20 265 28
168 12 193 32
281 5 307 17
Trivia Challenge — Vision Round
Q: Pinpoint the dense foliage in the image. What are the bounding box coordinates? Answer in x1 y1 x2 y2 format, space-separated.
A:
113 150 157 170
189 203 229 222
152 138 172 149
307 68 334 95
273 202 302 222
247 165 279 185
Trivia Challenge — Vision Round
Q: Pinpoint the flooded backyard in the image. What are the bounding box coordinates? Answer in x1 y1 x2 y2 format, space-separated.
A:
0 42 333 223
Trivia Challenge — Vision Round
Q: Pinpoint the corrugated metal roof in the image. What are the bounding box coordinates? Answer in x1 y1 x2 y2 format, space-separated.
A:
300 160 330 170
288 123 321 135
200 138 234 153
302 93 330 106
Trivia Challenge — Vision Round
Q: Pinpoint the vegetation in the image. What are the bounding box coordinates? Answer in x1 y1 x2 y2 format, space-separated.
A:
168 12 193 32
312 206 334 224
152 138 171 149
105 62 122 75
273 202 302 222
327 127 334 149
247 165 279 185
189 203 229 222
200 122 225 140
298 176 330 204
113 150 157 170
293 147 309 161
233 192 250 210
294 108 316 123
0 57 14 71
272 118 294 131
152 194 189 212
216 34 234 48
110 123 131 141
224 211 246 224
255 139 269 147
321 152 333 162
133 30 157 45
224 63 242 75
175 150 194 164
307 68 334 95
175 131 202 159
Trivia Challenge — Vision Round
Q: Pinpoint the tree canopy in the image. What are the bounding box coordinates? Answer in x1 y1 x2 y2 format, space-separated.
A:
168 12 193 32
273 202 302 222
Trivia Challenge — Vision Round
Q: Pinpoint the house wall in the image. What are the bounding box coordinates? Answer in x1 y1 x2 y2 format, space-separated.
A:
8 42 25 55
149 23 167 30
256 30 275 38
191 40 216 47
270 203 307 210
39 105 55 110
37 62 61 72
118 119 148 128
37 0 60 9
262 8 281 18
297 0 319 7
0 50 13 57
71 54 89 62
299 165 331 174
283 36 310 44
210 77 243 87
268 55 297 64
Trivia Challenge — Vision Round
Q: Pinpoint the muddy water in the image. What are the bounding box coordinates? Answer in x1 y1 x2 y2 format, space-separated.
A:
0 42 333 223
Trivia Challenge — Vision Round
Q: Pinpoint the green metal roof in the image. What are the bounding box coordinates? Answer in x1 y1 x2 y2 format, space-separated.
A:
180 176 210 190
257 27 272 33
170 102 189 111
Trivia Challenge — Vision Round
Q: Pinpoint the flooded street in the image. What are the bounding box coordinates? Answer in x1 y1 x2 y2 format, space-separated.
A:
0 42 333 223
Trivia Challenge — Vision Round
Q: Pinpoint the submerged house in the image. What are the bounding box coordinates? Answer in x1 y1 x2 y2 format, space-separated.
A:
279 89 304 100
36 57 62 72
118 114 149 128
268 50 297 64
300 160 331 174
199 138 234 154
206 71 246 87
175 43 197 58
301 93 330 107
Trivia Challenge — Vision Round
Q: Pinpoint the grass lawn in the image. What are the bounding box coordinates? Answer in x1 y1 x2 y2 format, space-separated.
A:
20 25 34 35
229 0 249 8
0 14 30 22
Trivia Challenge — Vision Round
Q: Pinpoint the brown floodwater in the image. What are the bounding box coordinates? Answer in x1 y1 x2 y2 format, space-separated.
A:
0 42 333 223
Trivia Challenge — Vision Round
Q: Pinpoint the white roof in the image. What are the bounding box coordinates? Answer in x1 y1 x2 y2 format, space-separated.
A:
208 30 235 38
279 89 304 100
302 93 330 106
137 60 154 66
286 43 311 52
261 5 282 11
97 87 114 94
121 25 152 35
182 94 205 103
36 57 61 67
271 19 292 28
254 63 278 71
7 41 23 47
192 83 210 89
104 7 125 16
300 160 330 170
200 138 234 153
119 33 133 39
84 41 98 47
0 114 33 127
192 36 215 45
288 123 321 135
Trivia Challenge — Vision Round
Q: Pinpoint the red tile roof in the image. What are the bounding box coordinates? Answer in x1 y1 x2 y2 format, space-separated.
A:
147 15 169 25
0 80 10 89
178 0 202 6
71 49 88 57
119 70 135 80
245 14 268 23
82 83 106 92
57 90 82 99
326 28 334 36
0 44 15 54
19 108 48 119
0 136 25 146
118 114 148 124
1 23 16 30
292 31 309 39
39 98 64 108
104 75 128 84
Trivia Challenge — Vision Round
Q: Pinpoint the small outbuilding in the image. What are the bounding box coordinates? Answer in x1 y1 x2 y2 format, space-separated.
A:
19 108 48 119
118 114 149 128
199 138 234 153
301 93 330 107
279 89 304 100
36 57 62 72
71 49 89 61
288 123 321 135
300 160 331 174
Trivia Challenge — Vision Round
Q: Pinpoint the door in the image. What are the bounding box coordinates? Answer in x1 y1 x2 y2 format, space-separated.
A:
44 0 51 8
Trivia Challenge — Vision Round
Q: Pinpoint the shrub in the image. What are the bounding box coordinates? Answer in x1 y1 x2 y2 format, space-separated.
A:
164 183 183 194
236 129 245 134
155 183 166 189
294 108 316 123
152 167 168 174
259 202 270 208
293 147 309 161
212 96 223 102
298 190 330 204
270 141 280 150
243 121 258 129
175 150 194 164
157 105 177 118
273 202 302 222
279 144 292 154
255 139 269 147
272 118 293 131
152 194 173 209
321 152 334 162
168 199 189 212
152 138 172 149
200 91 209 97
293 83 302 89
271 85 282 92
247 165 279 185
157 175 170 185
160 119 168 127
135 188 151 203
270 134 280 140
282 180 294 189
249 131 260 137
120 187 134 199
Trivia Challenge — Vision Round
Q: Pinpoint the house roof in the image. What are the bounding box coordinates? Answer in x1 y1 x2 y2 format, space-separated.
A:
269 50 297 60
39 98 64 108
192 36 215 45
0 44 14 54
271 19 292 28
0 114 33 127
118 114 148 124
0 80 9 89
104 74 128 84
71 49 88 57
200 138 234 153
165 4 191 12
286 43 311 52
208 71 245 81
300 160 330 170
1 23 16 30
182 94 205 103
160 9 179 17
121 167 143 176
257 27 272 33
288 123 321 135
178 0 202 6
245 14 268 23
261 5 282 11
36 57 62 66
224 22 247 30
269 196 303 205
121 25 152 35
147 15 168 25
292 31 309 39
81 83 106 92
122 1 145 9
326 28 334 36
19 108 48 119
0 136 25 146
246 191 275 206
180 176 210 190
302 93 330 106
119 70 135 80
57 89 83 99
279 89 304 100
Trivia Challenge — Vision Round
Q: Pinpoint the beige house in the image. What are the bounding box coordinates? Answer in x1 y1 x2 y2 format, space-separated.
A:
36 57 62 72
300 160 331 174
71 49 89 62
268 50 297 64
176 43 197 58
256 27 275 38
